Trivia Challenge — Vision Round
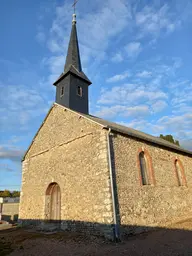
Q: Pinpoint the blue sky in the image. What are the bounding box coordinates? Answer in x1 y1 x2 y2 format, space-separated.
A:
0 0 192 190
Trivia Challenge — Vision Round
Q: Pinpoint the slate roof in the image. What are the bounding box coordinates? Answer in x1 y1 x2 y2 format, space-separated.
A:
80 112 192 156
53 16 91 86
53 65 92 86
64 19 82 72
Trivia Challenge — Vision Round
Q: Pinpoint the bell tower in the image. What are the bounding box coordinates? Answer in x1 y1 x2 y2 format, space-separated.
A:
53 13 92 114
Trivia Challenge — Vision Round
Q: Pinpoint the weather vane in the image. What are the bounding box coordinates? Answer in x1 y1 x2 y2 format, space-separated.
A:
72 0 79 14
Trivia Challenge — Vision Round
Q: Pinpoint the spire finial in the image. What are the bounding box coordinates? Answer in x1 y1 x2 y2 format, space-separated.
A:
72 0 79 14
72 13 76 24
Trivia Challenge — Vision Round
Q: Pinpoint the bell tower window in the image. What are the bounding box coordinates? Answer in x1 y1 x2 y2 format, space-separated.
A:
77 86 82 97
60 86 64 97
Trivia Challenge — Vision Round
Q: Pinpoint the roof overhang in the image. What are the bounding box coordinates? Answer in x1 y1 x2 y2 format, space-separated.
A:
53 66 92 86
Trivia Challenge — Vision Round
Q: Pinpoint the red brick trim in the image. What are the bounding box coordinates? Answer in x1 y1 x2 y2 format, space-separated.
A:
174 158 187 186
137 148 156 186
46 182 60 195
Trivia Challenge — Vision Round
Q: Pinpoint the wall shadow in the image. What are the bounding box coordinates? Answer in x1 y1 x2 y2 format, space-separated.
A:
5 218 192 255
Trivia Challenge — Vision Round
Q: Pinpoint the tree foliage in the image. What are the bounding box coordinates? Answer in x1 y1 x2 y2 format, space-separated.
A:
159 134 180 146
0 190 20 198
11 191 20 197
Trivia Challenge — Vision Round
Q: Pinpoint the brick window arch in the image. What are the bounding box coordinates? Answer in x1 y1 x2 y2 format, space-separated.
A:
174 159 187 186
137 148 155 186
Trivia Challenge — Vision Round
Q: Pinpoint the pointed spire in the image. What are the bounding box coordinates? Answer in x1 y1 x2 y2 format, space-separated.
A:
64 13 82 72
53 9 92 114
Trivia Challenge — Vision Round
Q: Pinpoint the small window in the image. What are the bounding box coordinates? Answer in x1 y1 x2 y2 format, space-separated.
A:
175 160 186 186
77 86 82 97
139 151 150 185
60 86 64 97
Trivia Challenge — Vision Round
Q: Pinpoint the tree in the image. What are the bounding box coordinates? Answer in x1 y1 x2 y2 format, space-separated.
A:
0 190 20 198
159 134 180 146
11 191 20 197
0 190 11 197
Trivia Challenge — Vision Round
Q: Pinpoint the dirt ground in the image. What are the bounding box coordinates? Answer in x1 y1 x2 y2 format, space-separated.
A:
0 219 192 256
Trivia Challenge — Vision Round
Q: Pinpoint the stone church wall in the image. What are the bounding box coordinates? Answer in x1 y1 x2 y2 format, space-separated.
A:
112 133 192 236
19 105 113 239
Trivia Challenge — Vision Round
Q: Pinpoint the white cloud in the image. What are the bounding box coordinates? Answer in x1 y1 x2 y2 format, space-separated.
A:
106 71 130 83
0 83 49 132
168 78 192 115
36 24 47 44
136 70 152 78
45 0 132 76
36 31 46 43
151 100 168 113
111 52 124 63
135 4 181 38
98 84 167 105
37 1 187 83
0 85 45 111
125 42 142 58
119 119 165 136
158 114 192 132
42 55 65 83
180 139 192 151
78 0 132 50
155 114 192 150
116 116 192 151
95 105 150 119
0 146 25 162
47 39 63 53
0 163 15 173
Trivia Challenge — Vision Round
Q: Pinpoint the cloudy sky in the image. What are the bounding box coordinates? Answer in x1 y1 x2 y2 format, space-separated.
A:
0 0 192 190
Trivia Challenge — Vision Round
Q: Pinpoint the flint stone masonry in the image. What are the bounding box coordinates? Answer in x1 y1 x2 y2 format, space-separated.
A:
112 133 192 236
19 104 114 239
19 103 192 240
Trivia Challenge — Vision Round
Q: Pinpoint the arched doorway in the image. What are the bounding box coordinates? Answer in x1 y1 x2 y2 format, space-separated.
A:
45 183 61 221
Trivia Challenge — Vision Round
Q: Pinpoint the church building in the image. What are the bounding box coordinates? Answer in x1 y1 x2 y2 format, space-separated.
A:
19 13 192 240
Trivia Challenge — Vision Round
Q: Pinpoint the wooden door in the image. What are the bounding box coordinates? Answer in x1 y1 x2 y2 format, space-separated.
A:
45 183 61 221
50 183 61 220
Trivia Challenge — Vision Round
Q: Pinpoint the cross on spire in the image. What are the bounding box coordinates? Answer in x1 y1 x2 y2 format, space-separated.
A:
72 0 79 14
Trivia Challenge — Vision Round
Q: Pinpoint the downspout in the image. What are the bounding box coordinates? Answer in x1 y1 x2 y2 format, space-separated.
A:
107 128 120 241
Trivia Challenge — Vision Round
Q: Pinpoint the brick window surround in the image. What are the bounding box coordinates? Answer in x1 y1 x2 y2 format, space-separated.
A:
174 159 187 186
137 148 156 186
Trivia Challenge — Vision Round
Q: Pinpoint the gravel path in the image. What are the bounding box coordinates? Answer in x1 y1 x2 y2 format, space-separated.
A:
0 219 192 256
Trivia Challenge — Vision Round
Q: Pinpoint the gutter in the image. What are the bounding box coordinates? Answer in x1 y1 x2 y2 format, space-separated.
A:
107 128 120 241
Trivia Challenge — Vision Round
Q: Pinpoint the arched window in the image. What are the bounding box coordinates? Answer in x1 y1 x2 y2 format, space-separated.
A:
139 151 150 185
45 182 61 221
138 149 155 186
174 159 187 186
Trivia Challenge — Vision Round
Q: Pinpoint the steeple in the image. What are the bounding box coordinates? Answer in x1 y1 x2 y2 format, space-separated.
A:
53 13 92 115
64 14 82 72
